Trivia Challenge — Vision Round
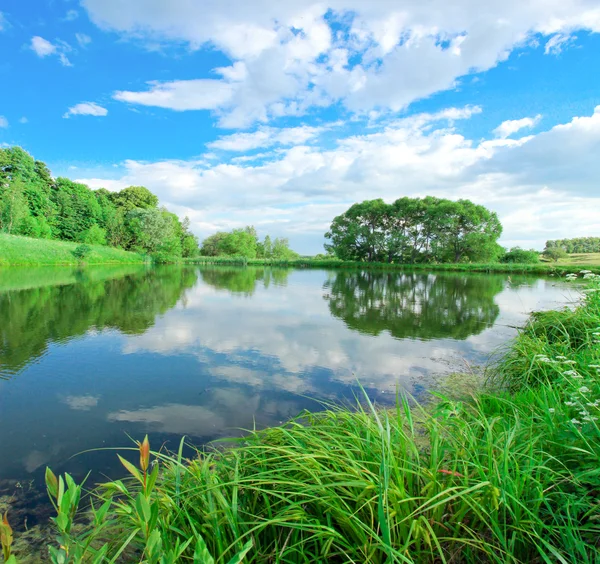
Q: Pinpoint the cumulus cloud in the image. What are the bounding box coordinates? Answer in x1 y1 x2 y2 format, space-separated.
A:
493 115 542 138
63 102 108 118
30 36 73 66
0 116 7 128
76 105 600 253
83 0 600 126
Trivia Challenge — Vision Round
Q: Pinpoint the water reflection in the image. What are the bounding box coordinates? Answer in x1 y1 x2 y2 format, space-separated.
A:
324 271 503 340
0 266 198 378
199 266 289 295
0 266 574 484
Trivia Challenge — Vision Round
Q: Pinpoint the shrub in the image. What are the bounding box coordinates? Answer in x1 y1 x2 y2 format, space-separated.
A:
500 247 540 264
72 244 91 261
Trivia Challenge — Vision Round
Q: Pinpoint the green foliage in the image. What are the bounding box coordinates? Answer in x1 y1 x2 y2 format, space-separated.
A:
72 244 91 261
500 246 540 264
79 224 107 245
543 246 568 262
546 237 600 254
201 227 299 260
325 197 503 264
0 146 199 259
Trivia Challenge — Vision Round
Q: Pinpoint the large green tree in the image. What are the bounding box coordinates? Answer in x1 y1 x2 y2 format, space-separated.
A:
325 197 503 264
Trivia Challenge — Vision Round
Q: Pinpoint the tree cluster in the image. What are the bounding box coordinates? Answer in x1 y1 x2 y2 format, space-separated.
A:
325 197 503 263
200 226 299 260
0 146 199 259
545 237 600 254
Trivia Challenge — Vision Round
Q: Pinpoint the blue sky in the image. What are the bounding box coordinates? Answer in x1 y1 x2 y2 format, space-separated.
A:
1 0 600 253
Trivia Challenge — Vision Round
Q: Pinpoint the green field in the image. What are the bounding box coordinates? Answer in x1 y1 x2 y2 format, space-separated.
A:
544 252 600 266
0 233 146 266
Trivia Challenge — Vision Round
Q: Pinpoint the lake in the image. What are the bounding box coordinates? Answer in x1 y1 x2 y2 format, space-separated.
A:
0 265 576 491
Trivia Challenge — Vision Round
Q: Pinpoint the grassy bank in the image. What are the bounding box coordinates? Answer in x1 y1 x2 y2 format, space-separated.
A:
0 234 146 266
544 252 600 267
186 255 600 276
2 276 599 563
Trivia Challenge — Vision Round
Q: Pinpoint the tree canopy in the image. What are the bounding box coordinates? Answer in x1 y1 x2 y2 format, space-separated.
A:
325 197 503 263
0 146 199 260
200 226 299 260
545 237 600 254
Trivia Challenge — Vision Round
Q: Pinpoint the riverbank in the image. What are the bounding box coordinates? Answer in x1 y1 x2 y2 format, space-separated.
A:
2 274 599 562
0 234 146 266
186 255 600 276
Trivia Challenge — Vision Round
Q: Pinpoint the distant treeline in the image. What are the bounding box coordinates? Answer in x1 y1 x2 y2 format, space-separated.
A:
200 226 299 260
0 146 198 260
325 197 503 263
545 237 600 254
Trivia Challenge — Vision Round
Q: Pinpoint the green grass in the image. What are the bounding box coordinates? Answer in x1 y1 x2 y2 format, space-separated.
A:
3 275 600 563
0 233 146 266
187 255 600 276
545 252 600 267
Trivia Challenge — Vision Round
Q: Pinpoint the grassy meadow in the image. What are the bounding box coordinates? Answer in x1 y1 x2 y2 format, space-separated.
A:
2 272 598 563
0 233 146 266
543 252 600 267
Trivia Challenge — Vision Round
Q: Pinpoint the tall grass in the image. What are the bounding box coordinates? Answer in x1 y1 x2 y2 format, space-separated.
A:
2 277 599 563
186 255 600 276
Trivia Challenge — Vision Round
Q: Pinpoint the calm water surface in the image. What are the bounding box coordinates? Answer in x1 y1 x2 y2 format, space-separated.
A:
0 265 576 486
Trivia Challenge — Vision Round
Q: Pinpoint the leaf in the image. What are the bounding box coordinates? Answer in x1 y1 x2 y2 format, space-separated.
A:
45 467 59 499
193 533 215 564
135 492 151 524
117 455 143 484
226 539 253 564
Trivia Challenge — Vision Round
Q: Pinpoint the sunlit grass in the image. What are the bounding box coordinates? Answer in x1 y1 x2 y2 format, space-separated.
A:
0 234 146 266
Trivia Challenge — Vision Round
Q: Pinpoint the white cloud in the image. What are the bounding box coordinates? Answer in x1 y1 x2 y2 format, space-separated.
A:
544 33 575 54
19 117 28 124
0 12 7 31
0 116 7 128
83 0 600 126
63 102 108 118
208 125 326 151
65 10 79 21
75 105 600 253
31 36 57 57
114 79 234 111
493 115 542 138
76 33 92 47
30 36 73 66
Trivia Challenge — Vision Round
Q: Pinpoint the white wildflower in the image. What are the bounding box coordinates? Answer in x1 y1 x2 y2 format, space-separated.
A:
548 408 555 413
561 360 577 365
579 386 591 394
570 418 582 425
556 355 567 360
563 370 582 378
565 401 577 407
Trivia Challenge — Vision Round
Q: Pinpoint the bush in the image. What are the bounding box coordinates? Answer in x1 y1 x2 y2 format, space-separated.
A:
500 247 540 264
72 244 91 261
